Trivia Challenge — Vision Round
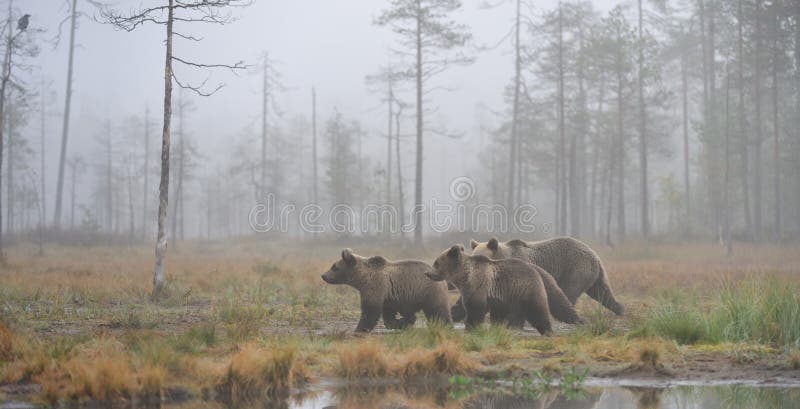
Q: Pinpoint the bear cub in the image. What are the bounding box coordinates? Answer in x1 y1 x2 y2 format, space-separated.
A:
322 249 452 332
429 245 576 335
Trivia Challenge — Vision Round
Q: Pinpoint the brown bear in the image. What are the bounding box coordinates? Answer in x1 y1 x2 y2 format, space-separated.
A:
321 249 452 332
428 245 579 334
465 237 624 316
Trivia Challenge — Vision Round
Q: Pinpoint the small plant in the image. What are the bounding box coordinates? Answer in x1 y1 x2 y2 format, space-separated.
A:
560 366 588 391
789 350 800 370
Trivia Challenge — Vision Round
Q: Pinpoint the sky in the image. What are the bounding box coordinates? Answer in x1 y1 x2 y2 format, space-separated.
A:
23 0 623 220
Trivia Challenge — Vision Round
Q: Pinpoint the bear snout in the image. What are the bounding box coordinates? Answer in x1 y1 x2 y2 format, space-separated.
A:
321 274 331 283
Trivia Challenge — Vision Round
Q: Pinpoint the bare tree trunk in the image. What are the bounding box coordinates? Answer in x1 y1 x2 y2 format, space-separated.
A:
39 79 46 255
414 1 424 245
573 10 587 237
311 87 318 210
70 161 76 229
127 158 135 240
143 107 150 239
507 0 521 211
724 67 733 255
752 0 763 240
557 1 567 236
7 104 14 235
386 83 393 204
737 0 752 238
153 1 174 298
261 53 269 204
794 0 800 236
681 44 691 235
312 88 318 212
395 107 405 239
709 0 720 241
105 122 112 233
773 11 782 240
54 0 78 229
591 79 606 238
637 0 649 238
615 26 626 241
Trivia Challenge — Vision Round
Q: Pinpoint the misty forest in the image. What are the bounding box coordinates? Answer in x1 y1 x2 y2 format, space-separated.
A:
0 0 799 408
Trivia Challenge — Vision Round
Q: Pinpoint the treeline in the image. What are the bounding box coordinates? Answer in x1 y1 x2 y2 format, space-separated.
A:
1 0 799 251
478 0 800 244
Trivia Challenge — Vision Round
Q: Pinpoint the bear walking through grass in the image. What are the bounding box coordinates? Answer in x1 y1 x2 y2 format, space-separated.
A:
428 245 579 334
463 237 624 317
321 249 452 332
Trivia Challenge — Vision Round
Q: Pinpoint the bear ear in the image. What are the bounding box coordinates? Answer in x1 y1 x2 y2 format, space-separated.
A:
487 238 499 251
367 256 387 268
470 239 480 250
447 245 462 259
341 248 356 265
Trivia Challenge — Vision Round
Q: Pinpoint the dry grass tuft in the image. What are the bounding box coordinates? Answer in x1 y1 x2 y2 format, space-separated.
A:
399 341 477 378
138 364 167 398
336 341 389 379
215 344 307 403
64 347 136 401
639 346 660 367
789 350 800 370
0 322 16 361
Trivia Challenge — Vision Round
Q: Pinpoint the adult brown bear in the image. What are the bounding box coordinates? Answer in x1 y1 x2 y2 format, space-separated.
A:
451 237 623 321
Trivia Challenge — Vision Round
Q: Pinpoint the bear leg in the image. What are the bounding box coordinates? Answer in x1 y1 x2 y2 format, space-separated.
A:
585 274 625 316
450 297 466 322
422 300 453 326
539 269 583 324
502 309 525 329
355 297 382 332
523 298 553 336
464 297 487 331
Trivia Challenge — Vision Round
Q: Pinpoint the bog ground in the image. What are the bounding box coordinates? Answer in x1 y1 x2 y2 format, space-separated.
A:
0 240 799 406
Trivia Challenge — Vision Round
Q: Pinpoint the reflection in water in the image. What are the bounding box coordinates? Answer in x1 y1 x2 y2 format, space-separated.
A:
289 383 799 409
2 383 798 409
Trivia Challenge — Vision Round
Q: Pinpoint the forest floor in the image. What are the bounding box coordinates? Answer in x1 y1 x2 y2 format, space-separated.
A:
1 239 799 406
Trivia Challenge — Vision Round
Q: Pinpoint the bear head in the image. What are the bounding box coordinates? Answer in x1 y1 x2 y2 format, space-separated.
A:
322 249 386 286
428 244 466 282
470 237 511 259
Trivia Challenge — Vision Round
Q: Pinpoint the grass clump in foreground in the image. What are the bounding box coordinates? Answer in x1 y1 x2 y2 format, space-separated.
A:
638 278 800 348
336 336 478 380
215 344 308 404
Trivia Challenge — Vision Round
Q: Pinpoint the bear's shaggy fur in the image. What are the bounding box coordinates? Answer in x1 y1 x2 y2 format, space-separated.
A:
322 249 452 332
429 245 577 334
449 259 584 325
469 237 624 316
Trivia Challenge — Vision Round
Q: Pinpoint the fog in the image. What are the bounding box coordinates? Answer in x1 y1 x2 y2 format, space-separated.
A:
3 0 799 246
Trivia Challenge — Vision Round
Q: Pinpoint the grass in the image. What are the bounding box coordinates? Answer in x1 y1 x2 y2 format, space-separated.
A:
0 240 798 404
336 341 390 379
215 344 307 403
638 279 800 347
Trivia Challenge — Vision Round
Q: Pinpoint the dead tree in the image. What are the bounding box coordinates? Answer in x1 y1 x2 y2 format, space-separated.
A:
53 0 79 229
67 155 85 229
101 0 248 298
376 0 473 245
0 0 34 261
